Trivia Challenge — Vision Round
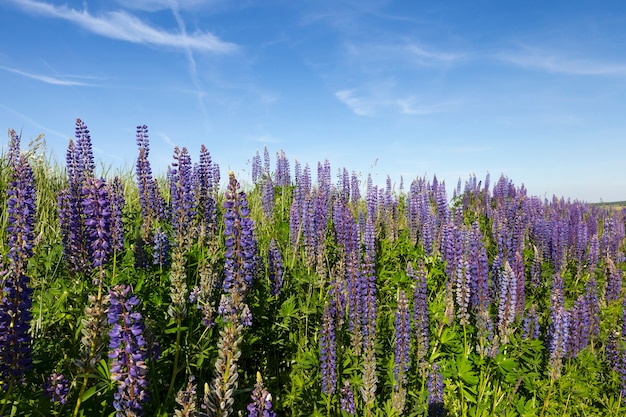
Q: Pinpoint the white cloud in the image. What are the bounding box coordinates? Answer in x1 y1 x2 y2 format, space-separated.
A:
396 97 457 115
335 89 375 116
250 133 281 144
115 0 220 12
336 89 455 117
0 65 93 86
9 0 238 53
499 46 626 76
344 41 465 68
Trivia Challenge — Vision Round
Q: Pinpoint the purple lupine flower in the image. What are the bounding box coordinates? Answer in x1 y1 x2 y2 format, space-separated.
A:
366 175 378 223
152 227 170 268
522 305 540 340
194 144 218 240
82 177 112 274
513 251 525 318
360 217 377 348
455 229 471 325
58 141 90 274
0 270 34 389
134 124 167 246
247 372 276 417
407 181 419 244
547 273 569 380
531 245 542 288
497 261 517 343
251 150 261 184
274 149 291 187
471 222 490 311
263 146 271 179
170 146 196 249
108 284 149 416
262 174 274 219
587 233 599 273
109 176 125 254
605 256 622 303
320 303 337 395
586 278 600 340
222 172 257 324
43 371 70 405
5 131 36 271
268 239 283 296
410 261 430 370
135 124 152 222
427 363 445 417
0 133 36 387
350 171 360 206
75 118 95 178
394 290 410 385
340 380 355 415
566 296 585 358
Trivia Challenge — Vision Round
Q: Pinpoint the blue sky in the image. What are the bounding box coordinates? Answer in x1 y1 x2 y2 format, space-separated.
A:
1 0 626 202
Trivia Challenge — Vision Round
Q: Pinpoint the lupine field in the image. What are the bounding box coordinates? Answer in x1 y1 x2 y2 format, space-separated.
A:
1 119 626 417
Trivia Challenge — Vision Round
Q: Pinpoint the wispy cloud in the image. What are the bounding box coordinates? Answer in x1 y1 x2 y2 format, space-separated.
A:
335 89 376 116
336 89 455 117
0 64 94 86
405 43 466 65
9 0 238 53
249 133 282 144
0 104 70 140
344 41 466 68
396 97 458 115
157 132 177 148
499 46 626 76
115 0 221 12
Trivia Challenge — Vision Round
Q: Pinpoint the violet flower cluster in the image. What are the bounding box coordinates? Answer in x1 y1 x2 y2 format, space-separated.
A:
221 172 257 324
427 363 445 417
108 284 149 416
0 130 36 387
194 144 219 241
410 261 430 371
57 119 98 274
247 372 276 417
340 380 355 415
169 146 196 249
43 371 70 405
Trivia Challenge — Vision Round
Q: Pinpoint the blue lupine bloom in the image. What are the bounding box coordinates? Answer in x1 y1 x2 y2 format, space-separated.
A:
522 305 540 340
108 284 149 416
0 131 36 387
497 261 517 342
275 149 291 187
194 144 218 239
247 372 276 417
170 146 196 248
547 273 569 380
109 176 125 254
340 380 355 415
410 260 429 367
427 363 445 417
152 227 170 268
222 172 257 324
82 177 112 271
43 371 70 405
394 290 410 385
